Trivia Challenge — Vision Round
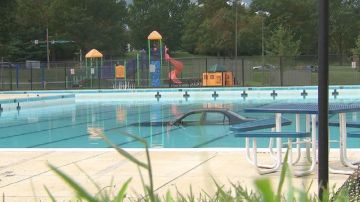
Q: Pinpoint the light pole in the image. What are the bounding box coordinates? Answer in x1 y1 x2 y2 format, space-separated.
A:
255 11 270 64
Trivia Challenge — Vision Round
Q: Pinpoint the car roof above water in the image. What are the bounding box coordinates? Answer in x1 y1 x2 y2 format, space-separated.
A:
180 108 249 120
185 108 232 113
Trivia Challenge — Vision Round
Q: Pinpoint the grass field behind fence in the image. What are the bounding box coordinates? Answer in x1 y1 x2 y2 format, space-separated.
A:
0 56 358 90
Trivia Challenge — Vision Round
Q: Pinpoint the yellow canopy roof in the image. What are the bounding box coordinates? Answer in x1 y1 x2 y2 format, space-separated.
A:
147 31 162 40
85 49 103 58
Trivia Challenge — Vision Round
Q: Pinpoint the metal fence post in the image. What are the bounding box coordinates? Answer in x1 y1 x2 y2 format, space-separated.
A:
9 67 12 90
41 63 45 89
98 63 101 89
241 57 245 86
205 57 208 87
0 57 4 90
64 65 67 89
279 56 283 86
16 64 19 89
137 53 140 88
30 62 33 90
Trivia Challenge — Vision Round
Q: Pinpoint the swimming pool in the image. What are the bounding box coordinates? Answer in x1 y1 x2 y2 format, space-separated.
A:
1 92 360 149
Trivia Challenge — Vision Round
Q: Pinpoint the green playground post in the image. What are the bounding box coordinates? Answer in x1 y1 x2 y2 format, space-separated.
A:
97 58 100 89
85 59 88 78
90 58 93 88
100 57 103 88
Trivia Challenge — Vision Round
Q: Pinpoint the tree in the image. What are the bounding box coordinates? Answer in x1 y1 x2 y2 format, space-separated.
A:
250 0 317 54
50 0 128 58
1 0 359 60
128 0 190 51
266 25 300 56
181 4 203 53
11 0 52 61
0 0 17 60
182 0 241 56
182 0 275 56
196 7 234 56
4 0 128 61
237 10 263 55
354 34 360 55
330 0 360 56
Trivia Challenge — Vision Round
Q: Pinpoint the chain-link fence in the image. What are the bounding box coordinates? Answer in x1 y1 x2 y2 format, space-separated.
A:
0 55 359 91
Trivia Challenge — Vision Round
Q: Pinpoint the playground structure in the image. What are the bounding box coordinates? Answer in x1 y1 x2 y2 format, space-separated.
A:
72 31 188 89
85 49 103 88
71 32 235 88
147 31 163 87
147 30 185 86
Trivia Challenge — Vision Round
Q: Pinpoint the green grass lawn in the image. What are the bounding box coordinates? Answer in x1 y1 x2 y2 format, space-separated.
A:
1 59 359 90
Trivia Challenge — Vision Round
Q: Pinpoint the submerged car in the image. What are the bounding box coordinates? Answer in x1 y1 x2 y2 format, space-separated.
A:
131 108 254 127
170 108 254 126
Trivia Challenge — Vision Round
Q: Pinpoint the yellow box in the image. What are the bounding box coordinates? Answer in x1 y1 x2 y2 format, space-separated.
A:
224 72 234 86
202 72 234 86
115 65 125 78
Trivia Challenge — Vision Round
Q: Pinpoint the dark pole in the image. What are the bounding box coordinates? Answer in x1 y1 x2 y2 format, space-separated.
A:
205 57 208 87
16 64 19 89
30 63 33 90
318 0 329 200
9 67 12 90
279 56 283 86
41 62 45 89
64 65 67 89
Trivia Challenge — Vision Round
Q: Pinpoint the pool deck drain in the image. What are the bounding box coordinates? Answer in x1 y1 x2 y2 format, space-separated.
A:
0 150 355 201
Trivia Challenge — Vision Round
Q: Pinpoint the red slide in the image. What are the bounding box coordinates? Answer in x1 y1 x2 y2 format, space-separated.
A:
165 46 183 84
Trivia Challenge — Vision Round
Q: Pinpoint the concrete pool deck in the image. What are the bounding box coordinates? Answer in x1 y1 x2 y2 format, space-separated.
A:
0 149 354 201
0 93 57 99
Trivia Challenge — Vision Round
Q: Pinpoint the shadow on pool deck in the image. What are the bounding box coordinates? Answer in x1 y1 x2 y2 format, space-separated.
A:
0 149 355 201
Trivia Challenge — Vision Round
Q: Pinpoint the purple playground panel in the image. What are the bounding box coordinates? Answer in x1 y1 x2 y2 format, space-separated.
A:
101 65 115 79
100 54 148 81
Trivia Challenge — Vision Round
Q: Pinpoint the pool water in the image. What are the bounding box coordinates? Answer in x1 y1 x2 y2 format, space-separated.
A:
1 100 360 148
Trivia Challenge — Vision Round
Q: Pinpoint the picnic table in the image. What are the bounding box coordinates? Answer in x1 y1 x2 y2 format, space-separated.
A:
240 103 360 175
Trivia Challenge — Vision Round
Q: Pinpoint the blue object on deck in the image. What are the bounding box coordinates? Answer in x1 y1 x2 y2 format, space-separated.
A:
244 103 360 114
234 131 310 138
328 121 360 128
230 117 292 132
